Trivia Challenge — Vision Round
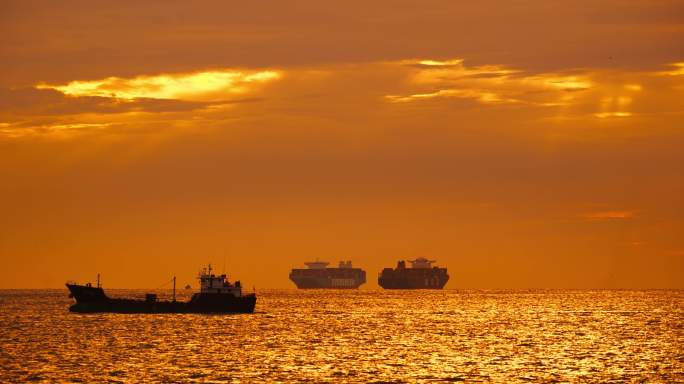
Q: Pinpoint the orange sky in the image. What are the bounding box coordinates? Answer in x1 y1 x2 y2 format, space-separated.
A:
1 1 683 289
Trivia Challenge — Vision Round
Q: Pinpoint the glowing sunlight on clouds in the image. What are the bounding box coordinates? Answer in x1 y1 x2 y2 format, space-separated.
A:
3 58 681 139
0 122 113 138
37 69 281 101
416 59 465 67
386 89 512 104
660 62 684 76
382 58 683 121
581 210 637 220
386 59 593 107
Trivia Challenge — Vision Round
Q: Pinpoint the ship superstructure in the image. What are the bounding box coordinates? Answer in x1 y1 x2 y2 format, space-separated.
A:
378 258 449 289
65 264 256 313
198 264 243 296
289 260 366 289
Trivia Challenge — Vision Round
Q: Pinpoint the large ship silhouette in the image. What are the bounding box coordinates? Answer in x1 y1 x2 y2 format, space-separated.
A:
289 260 366 289
65 265 256 313
378 258 449 289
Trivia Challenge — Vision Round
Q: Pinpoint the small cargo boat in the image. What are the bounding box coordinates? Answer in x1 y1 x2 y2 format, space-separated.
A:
66 265 256 313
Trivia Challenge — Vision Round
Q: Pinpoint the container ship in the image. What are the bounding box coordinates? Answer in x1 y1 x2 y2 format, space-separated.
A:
378 258 449 289
65 265 256 313
289 260 366 289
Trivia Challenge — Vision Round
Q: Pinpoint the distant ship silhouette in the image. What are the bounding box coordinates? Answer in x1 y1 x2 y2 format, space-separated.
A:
289 260 366 289
378 258 449 289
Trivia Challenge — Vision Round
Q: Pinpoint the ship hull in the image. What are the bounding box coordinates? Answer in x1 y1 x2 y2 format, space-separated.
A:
377 278 448 289
289 268 366 289
66 284 256 313
378 268 449 289
289 276 364 289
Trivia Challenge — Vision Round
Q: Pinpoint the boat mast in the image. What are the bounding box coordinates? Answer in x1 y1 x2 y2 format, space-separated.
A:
97 273 100 288
173 276 176 302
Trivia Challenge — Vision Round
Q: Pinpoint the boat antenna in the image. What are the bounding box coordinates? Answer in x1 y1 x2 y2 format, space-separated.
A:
172 276 176 302
223 254 226 275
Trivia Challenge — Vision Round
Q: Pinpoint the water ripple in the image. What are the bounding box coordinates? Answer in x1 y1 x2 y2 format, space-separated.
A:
1 289 682 382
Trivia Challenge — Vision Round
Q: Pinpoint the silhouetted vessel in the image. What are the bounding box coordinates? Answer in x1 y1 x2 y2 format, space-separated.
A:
378 258 449 289
289 261 366 289
65 265 256 313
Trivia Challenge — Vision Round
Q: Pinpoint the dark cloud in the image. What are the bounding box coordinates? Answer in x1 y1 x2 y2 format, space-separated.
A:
0 87 247 118
1 0 683 87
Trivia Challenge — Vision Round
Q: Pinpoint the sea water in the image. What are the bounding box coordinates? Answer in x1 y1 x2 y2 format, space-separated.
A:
1 289 682 382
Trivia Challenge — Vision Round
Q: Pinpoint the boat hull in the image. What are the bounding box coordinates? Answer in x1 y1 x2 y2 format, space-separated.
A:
66 284 256 313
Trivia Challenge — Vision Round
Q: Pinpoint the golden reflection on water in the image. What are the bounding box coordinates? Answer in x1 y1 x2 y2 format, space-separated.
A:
1 290 682 382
